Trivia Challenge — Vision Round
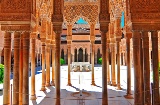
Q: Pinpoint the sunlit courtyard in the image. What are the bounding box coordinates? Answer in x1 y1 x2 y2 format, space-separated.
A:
0 65 134 105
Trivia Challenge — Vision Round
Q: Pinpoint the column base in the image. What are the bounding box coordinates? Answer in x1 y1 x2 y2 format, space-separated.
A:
30 95 37 100
124 94 134 99
40 86 46 91
51 81 55 86
67 83 72 86
45 83 51 87
116 86 122 90
111 83 117 87
91 81 96 86
107 81 112 85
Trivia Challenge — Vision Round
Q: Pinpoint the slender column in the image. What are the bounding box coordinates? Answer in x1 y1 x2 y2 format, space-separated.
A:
13 32 21 104
116 40 122 90
111 43 116 86
19 34 23 105
40 40 46 91
37 53 38 66
95 52 97 64
101 31 108 105
107 43 111 85
124 33 133 99
67 25 72 86
22 32 30 105
88 55 90 63
132 31 143 105
83 49 85 62
151 31 159 104
51 43 55 86
55 31 61 100
142 31 151 104
67 45 72 86
140 37 144 105
46 42 51 87
90 24 96 85
77 50 78 62
3 32 11 105
72 54 74 63
91 42 96 85
40 53 41 66
30 33 37 100
123 53 125 65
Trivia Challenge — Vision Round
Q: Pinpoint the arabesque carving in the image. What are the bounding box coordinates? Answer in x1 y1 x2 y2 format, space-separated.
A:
64 4 98 24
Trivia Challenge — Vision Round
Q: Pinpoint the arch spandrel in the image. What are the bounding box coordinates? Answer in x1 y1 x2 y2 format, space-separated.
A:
64 4 99 25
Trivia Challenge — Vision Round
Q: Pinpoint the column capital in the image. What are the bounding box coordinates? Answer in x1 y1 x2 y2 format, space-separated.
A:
46 39 51 45
99 24 109 33
30 33 37 39
14 32 21 38
141 31 149 38
125 32 132 39
53 25 62 34
116 38 121 42
41 38 46 43
151 31 158 38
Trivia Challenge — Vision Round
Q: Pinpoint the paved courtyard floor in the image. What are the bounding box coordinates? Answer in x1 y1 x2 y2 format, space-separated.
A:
0 65 134 105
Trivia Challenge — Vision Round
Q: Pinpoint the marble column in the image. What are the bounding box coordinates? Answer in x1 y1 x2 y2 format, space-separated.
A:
40 40 46 91
151 31 159 104
116 40 121 90
67 25 72 86
101 31 108 105
91 42 96 85
90 24 95 85
111 43 116 86
55 31 61 100
19 34 23 105
83 49 85 62
22 32 30 105
40 53 41 66
140 37 144 104
46 43 51 87
67 45 72 86
37 53 39 66
142 31 151 104
124 33 133 99
88 55 90 63
51 43 55 86
132 31 143 105
77 50 78 62
3 32 11 105
30 33 37 100
107 43 111 85
13 32 21 104
72 54 74 63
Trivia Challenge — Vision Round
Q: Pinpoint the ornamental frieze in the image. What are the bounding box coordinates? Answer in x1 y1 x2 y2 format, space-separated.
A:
1 24 30 31
130 0 160 13
0 0 31 13
132 23 160 31
0 13 31 21
131 13 160 22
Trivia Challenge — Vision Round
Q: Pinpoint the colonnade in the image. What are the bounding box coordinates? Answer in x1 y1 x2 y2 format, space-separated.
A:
3 32 30 105
132 31 159 105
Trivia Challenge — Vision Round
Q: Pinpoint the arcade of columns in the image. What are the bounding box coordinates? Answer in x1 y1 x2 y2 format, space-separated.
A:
0 0 160 105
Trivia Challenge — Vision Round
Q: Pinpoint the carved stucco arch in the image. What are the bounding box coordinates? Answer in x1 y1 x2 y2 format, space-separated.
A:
64 4 98 25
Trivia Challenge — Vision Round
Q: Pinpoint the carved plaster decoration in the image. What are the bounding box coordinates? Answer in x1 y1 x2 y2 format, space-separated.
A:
64 3 99 25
